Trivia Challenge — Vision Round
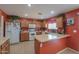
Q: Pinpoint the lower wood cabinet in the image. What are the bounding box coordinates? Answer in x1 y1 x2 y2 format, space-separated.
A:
35 39 40 54
20 32 29 42
0 40 10 54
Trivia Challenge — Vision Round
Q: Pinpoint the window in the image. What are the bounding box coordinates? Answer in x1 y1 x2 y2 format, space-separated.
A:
48 23 57 29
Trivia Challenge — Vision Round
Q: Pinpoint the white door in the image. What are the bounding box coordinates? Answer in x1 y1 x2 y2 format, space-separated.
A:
11 22 20 44
5 22 12 44
5 22 20 44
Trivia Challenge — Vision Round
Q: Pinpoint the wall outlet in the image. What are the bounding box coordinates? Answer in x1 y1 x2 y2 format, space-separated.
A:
73 30 77 33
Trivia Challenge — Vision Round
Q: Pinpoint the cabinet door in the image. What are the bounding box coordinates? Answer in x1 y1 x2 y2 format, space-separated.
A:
35 20 42 28
42 20 47 29
20 32 29 42
56 16 63 28
35 39 40 54
21 20 28 27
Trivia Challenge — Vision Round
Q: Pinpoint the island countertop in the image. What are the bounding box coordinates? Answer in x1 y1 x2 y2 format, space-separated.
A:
35 33 70 42
0 37 9 46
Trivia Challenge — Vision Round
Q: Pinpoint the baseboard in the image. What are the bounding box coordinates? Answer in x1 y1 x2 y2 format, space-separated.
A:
68 47 79 54
57 48 68 54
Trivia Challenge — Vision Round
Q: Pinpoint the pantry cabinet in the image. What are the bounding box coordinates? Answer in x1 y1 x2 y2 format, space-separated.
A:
56 16 63 28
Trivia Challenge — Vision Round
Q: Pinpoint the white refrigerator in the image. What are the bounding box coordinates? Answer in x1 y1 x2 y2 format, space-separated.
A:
5 21 20 44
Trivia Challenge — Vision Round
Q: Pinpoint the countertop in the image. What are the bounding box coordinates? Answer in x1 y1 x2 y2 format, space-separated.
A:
0 37 9 46
35 33 70 42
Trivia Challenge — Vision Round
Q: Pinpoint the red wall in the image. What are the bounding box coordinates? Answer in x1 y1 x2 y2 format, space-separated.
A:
0 9 8 21
47 17 56 23
65 8 79 51
0 9 8 37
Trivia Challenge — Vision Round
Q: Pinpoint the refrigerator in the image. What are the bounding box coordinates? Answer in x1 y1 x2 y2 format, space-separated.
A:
5 21 20 44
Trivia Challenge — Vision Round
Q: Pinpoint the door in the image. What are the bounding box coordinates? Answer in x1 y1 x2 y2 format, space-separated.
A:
5 22 20 44
11 22 20 44
5 22 12 44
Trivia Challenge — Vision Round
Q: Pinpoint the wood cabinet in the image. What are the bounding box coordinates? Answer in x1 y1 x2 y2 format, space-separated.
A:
42 20 47 28
35 39 40 54
21 20 28 27
20 32 29 42
35 37 67 54
0 40 10 54
33 20 42 28
56 16 63 28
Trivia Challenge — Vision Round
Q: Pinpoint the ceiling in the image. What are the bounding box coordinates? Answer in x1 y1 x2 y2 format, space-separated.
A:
0 4 79 19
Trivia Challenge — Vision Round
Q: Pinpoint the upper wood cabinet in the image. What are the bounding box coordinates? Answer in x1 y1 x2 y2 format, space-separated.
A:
56 16 63 28
33 20 42 28
42 20 47 28
21 20 28 27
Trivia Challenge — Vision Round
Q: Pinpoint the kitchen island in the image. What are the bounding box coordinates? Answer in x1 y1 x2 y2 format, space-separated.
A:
34 33 70 54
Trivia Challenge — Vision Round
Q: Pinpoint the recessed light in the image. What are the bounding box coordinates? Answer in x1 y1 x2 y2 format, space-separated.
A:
27 4 31 7
25 14 28 17
50 10 54 14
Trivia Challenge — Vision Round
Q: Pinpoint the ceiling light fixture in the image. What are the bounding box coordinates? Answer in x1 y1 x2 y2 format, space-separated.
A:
27 4 31 7
25 14 28 17
50 10 54 14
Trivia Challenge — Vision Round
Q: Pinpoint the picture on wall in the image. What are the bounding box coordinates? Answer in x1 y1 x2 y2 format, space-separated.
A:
67 17 74 25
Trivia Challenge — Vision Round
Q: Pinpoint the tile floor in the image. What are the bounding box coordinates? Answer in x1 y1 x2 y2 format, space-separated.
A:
10 41 35 54
10 40 77 54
